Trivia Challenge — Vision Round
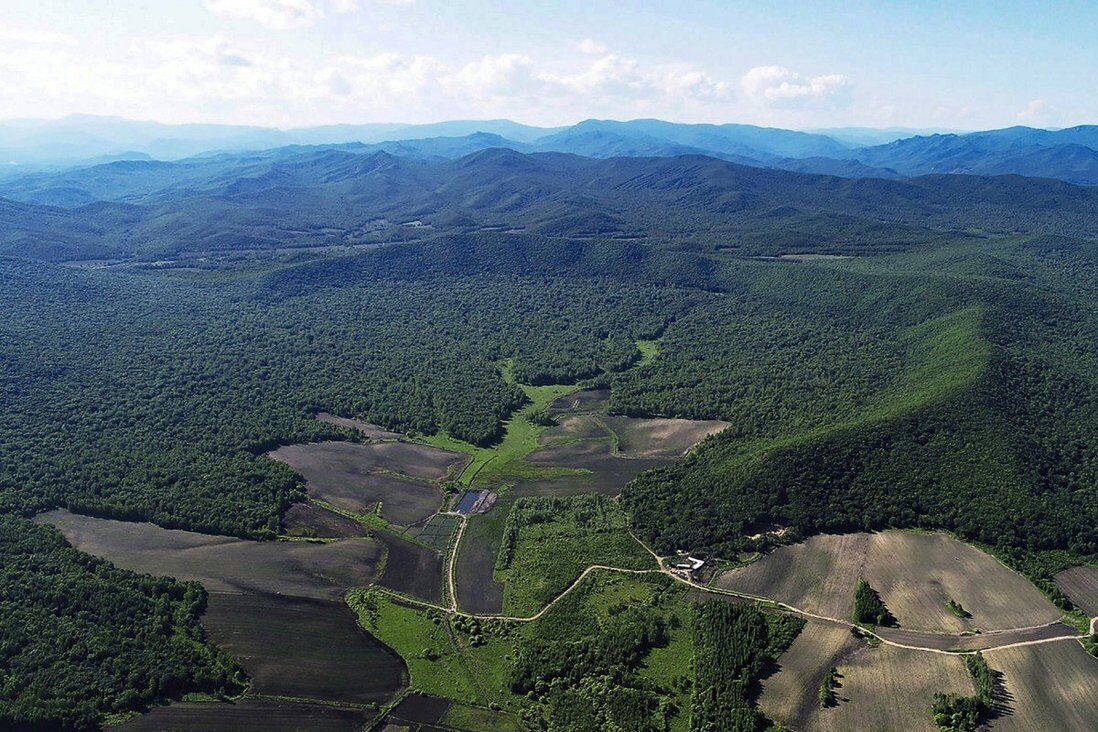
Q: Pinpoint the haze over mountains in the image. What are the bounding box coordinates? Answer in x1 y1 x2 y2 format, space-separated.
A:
4 115 1098 188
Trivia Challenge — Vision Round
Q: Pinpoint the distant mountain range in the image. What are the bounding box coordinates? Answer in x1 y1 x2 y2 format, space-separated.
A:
2 115 1098 188
4 145 1098 264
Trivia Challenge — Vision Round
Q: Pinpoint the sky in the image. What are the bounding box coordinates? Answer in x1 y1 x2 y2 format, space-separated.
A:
1 0 1095 130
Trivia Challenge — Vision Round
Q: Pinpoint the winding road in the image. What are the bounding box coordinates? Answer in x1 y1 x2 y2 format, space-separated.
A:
377 524 1094 658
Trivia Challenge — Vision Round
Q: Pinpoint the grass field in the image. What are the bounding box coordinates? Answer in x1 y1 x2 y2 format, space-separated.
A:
347 590 520 712
440 702 522 732
417 377 584 488
760 619 973 731
636 602 694 732
500 523 656 616
715 531 1060 632
496 495 658 617
985 640 1098 730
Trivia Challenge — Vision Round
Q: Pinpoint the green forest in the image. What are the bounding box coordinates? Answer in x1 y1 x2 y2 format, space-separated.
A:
0 180 1096 726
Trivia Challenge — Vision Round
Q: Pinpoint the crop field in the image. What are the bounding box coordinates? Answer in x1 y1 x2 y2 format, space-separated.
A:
715 531 1059 632
201 592 405 703
387 693 451 727
407 513 459 551
439 703 523 732
985 640 1098 730
759 619 862 731
521 438 671 496
538 413 609 444
269 442 451 524
117 700 375 732
281 501 368 538
602 415 728 458
376 531 444 603
315 411 405 440
761 619 973 731
1054 565 1098 616
271 439 465 481
454 497 511 614
38 509 383 599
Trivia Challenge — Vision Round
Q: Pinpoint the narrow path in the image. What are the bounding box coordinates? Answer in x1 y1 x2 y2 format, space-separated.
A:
416 498 1094 657
444 515 467 612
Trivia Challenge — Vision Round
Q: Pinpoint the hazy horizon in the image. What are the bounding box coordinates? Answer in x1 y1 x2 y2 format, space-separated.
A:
2 1 1095 130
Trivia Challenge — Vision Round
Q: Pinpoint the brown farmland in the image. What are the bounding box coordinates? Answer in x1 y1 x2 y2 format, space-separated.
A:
716 531 1059 632
282 502 368 538
269 441 460 524
270 440 465 481
39 510 407 718
39 509 382 599
201 592 405 703
521 438 670 497
549 388 611 413
1054 565 1098 617
376 531 444 603
985 639 1098 730
602 414 728 457
761 619 974 731
118 700 375 732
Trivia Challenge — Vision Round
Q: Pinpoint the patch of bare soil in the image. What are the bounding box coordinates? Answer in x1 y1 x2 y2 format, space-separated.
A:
201 592 405 704
282 502 368 538
1054 565 1098 617
118 700 375 732
269 442 449 525
376 532 443 604
38 509 383 600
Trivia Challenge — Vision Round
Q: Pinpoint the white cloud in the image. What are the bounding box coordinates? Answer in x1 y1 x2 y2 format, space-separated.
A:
203 0 326 29
0 21 78 46
741 65 849 107
0 33 842 127
1016 98 1048 124
576 38 607 55
203 0 411 28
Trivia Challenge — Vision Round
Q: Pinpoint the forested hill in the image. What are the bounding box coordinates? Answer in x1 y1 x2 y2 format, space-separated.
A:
4 149 1098 262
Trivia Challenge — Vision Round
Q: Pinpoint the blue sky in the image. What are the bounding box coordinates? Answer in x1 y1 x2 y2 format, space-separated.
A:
1 0 1095 129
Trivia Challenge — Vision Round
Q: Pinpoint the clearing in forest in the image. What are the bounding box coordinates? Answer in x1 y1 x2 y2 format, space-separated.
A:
601 414 728 458
269 441 461 524
715 531 1060 632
